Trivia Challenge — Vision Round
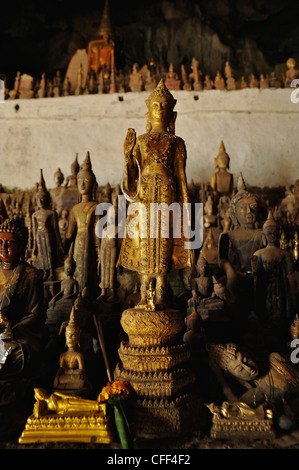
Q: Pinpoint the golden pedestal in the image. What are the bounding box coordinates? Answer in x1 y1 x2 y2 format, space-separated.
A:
19 396 113 444
114 307 205 438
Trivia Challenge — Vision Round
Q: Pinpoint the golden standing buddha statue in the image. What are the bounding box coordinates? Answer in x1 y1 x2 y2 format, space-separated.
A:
118 79 192 308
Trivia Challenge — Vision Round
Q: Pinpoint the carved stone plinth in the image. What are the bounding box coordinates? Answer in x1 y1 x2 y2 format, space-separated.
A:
114 363 194 398
19 406 113 444
210 414 275 440
127 393 204 439
115 307 206 438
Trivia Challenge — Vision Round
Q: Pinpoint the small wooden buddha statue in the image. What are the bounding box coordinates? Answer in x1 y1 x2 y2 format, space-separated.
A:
210 141 233 197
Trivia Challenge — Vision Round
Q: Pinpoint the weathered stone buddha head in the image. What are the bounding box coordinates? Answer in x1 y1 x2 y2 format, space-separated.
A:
262 210 279 246
77 152 97 198
214 141 230 170
230 173 259 229
207 342 259 381
36 169 51 209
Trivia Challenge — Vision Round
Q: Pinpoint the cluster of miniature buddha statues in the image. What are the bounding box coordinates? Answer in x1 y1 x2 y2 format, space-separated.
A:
4 56 299 100
0 78 299 443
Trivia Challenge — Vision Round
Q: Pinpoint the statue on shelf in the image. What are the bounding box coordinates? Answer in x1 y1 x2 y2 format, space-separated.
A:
249 73 259 88
190 255 228 320
54 168 64 188
97 196 119 303
224 61 236 91
0 216 46 427
210 141 234 197
75 63 84 95
53 71 62 97
269 71 281 88
214 71 225 90
118 79 192 308
8 71 21 99
206 342 299 410
203 75 214 90
203 195 217 229
140 65 156 91
32 170 64 281
62 75 71 96
53 304 92 398
189 57 203 91
285 58 299 87
181 64 191 91
252 210 296 326
165 64 181 90
37 73 46 98
129 63 143 92
65 154 80 188
50 168 65 204
191 255 214 301
239 76 247 89
201 229 219 267
260 74 269 89
65 153 100 296
58 208 69 246
218 173 263 309
47 243 79 312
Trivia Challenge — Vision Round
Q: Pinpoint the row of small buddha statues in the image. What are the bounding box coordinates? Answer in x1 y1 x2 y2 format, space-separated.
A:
4 56 298 100
0 79 299 444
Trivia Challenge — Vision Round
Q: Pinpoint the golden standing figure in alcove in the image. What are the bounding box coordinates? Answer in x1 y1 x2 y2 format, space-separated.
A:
118 79 192 308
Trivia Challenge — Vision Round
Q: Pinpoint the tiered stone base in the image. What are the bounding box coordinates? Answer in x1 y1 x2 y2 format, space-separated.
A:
114 307 206 438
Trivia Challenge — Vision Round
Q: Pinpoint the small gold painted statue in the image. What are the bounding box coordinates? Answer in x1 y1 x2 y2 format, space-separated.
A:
118 79 192 308
210 141 234 196
285 58 299 87
145 280 155 311
53 305 92 397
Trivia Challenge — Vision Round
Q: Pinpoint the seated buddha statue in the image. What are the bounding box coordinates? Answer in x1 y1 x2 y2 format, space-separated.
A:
0 216 46 433
53 305 92 398
210 141 233 197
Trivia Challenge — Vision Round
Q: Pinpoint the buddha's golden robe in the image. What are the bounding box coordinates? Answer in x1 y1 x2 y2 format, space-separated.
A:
118 131 192 276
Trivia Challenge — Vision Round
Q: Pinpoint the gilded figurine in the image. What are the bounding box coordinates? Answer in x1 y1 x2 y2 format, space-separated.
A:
53 305 92 398
118 79 192 308
210 141 234 196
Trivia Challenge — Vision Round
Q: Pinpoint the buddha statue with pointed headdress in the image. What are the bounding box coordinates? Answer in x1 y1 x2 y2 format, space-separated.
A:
65 153 100 297
117 79 192 309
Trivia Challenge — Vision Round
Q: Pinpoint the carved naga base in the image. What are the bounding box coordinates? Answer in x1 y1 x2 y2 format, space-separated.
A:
114 307 205 438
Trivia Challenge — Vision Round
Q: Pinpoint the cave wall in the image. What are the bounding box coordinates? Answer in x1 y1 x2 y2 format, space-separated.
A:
0 88 298 192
